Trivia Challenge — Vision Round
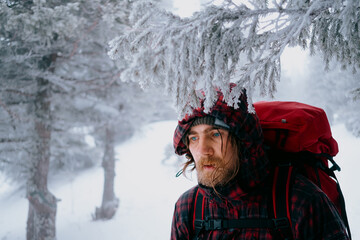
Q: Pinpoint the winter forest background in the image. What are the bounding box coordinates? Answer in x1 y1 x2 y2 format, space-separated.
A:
0 0 359 239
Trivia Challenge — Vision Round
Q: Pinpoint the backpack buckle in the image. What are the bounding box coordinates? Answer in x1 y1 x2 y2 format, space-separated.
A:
202 219 222 230
273 217 290 230
210 219 222 230
194 219 204 230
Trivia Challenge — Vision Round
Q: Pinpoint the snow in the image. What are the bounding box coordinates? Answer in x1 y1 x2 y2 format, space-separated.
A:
172 0 201 17
0 120 359 239
0 121 196 240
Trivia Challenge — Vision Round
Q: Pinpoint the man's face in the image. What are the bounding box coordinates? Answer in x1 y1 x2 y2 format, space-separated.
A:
187 124 238 187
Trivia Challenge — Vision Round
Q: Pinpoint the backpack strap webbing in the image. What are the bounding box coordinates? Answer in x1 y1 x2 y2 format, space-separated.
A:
324 165 352 239
194 217 290 231
193 183 292 240
272 165 295 240
318 155 352 239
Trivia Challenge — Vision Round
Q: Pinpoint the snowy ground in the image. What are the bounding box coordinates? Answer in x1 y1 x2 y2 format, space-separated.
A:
0 120 358 239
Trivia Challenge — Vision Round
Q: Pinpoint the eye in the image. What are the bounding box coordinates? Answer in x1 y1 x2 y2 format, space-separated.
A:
189 136 198 142
213 132 221 137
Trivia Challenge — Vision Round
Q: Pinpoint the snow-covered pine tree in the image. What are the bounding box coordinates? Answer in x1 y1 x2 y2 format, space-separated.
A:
1 1 84 239
53 0 174 221
109 0 360 118
52 0 174 221
1 1 175 237
50 0 135 221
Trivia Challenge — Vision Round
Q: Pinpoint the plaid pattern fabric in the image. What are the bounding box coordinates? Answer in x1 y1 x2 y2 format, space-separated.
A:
173 88 270 190
171 175 349 240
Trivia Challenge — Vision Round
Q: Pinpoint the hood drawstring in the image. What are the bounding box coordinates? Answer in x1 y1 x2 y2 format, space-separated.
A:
176 169 183 177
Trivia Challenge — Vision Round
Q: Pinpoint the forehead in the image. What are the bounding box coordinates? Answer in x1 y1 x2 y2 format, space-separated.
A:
188 124 228 135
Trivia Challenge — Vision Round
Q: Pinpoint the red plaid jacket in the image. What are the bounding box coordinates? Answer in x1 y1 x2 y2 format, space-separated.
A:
171 174 349 240
171 88 349 239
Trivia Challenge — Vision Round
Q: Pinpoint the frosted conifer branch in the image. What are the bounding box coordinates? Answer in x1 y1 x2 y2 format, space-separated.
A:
109 0 360 118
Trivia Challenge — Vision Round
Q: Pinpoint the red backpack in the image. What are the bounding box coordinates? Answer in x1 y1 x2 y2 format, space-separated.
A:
253 101 351 239
193 101 351 239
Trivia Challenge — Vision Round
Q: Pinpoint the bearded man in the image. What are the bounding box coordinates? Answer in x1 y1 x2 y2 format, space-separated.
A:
170 88 349 240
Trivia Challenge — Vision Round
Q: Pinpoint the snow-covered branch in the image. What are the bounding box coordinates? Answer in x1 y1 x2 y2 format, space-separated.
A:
109 0 359 118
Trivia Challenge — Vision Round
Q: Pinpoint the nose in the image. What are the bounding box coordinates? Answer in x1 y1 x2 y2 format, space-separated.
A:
198 137 214 156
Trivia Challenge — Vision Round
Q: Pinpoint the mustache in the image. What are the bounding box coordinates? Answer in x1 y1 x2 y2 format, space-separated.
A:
198 157 223 167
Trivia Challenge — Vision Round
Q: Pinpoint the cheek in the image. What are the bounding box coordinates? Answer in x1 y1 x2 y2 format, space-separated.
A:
189 146 200 160
192 154 201 166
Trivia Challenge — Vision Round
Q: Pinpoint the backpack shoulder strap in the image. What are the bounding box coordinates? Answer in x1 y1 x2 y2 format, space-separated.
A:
193 187 205 239
272 165 295 240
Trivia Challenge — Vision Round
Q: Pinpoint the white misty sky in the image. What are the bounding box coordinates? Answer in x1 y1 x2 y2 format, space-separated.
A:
171 0 201 17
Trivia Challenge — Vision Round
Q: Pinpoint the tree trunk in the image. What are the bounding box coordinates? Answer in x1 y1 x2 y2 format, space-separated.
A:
27 78 57 240
93 125 119 220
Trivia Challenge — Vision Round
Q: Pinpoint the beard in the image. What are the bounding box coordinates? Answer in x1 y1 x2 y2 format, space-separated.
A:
196 156 237 188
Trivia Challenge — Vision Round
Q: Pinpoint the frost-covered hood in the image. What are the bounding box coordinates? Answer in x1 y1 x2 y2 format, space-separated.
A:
173 88 270 191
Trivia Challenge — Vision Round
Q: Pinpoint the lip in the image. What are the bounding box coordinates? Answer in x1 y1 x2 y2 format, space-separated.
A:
203 165 215 170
